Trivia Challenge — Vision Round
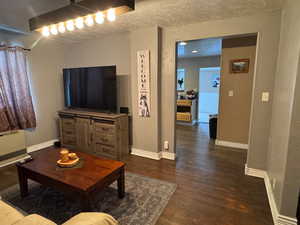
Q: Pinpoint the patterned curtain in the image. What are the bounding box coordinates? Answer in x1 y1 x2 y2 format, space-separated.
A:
0 46 36 132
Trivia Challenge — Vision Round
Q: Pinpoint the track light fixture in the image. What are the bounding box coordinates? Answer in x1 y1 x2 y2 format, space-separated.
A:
29 0 135 37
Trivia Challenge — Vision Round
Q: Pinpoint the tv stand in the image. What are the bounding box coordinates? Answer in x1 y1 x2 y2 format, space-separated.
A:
58 109 129 160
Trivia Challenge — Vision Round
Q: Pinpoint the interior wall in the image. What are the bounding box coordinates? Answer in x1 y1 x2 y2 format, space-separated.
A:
63 32 131 111
267 0 300 218
217 45 256 145
130 26 161 153
161 11 281 171
177 56 220 91
25 39 65 146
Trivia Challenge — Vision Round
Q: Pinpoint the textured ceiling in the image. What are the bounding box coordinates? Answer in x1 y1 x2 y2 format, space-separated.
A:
0 0 283 42
177 38 222 58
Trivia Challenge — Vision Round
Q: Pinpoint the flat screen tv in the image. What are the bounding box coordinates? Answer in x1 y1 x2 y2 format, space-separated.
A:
63 66 117 112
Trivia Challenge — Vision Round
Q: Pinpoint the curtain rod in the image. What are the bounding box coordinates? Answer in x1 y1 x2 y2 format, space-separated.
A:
0 45 31 51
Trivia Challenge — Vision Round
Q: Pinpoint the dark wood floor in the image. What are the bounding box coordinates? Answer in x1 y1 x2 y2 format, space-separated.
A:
0 123 273 225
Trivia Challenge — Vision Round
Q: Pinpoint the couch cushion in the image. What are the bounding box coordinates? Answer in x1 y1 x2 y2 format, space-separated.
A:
0 200 24 225
12 214 56 225
62 213 118 225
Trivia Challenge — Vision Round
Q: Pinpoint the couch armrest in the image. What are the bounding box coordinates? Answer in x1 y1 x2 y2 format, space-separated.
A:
12 214 56 225
62 213 118 225
0 200 24 225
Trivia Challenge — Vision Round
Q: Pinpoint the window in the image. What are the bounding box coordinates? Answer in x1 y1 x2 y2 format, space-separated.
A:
0 46 36 132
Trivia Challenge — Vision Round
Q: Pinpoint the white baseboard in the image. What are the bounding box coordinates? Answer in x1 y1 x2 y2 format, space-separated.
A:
245 165 297 225
131 148 176 160
0 154 31 168
244 164 266 178
131 148 161 160
215 139 248 150
161 151 176 160
26 139 58 153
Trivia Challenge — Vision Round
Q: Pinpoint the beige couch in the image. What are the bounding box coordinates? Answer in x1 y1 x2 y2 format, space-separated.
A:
0 200 118 225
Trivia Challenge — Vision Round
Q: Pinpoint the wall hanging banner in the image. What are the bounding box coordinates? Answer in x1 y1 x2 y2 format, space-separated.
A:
137 50 151 117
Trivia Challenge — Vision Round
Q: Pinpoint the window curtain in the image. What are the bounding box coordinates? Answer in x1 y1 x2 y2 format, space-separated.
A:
0 46 36 132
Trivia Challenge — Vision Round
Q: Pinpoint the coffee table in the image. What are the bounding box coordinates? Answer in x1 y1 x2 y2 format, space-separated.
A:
16 148 125 211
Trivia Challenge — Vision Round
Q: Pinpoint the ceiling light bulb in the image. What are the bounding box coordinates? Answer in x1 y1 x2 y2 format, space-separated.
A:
41 26 50 37
107 8 116 22
75 17 84 29
192 50 198 53
50 25 58 35
66 20 75 31
85 15 94 27
95 12 104 24
58 22 66 33
179 42 187 46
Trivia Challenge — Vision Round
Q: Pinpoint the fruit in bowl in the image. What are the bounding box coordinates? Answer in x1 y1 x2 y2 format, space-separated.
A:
68 152 78 160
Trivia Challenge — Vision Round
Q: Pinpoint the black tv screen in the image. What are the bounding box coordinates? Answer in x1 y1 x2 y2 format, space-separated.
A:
63 66 117 112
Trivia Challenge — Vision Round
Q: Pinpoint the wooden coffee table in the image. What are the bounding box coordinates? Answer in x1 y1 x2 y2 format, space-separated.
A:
16 148 125 211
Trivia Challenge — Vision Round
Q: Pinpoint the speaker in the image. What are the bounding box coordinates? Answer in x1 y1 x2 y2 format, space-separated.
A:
120 107 129 114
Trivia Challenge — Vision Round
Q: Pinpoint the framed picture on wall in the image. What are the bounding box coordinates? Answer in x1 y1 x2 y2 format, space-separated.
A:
230 59 250 73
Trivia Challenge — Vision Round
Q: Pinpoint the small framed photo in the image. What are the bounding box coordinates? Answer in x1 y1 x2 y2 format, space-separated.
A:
230 59 250 73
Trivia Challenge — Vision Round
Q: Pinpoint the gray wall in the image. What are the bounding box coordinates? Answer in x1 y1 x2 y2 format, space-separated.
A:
267 0 300 218
161 11 281 171
130 26 161 153
25 39 65 146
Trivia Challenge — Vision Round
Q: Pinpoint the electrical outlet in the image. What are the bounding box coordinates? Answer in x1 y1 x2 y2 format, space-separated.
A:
228 90 234 97
164 141 169 150
262 92 270 102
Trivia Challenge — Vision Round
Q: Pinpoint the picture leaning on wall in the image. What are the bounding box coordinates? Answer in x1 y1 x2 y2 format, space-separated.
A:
137 50 151 117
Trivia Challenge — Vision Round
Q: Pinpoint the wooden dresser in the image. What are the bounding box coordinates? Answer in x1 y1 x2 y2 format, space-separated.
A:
58 109 129 160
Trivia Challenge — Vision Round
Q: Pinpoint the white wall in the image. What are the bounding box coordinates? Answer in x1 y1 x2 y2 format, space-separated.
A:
161 12 281 171
199 67 220 122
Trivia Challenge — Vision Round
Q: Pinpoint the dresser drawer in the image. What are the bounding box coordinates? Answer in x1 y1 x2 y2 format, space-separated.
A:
94 123 115 134
62 119 76 130
62 129 76 136
94 133 115 146
62 135 76 146
93 144 117 159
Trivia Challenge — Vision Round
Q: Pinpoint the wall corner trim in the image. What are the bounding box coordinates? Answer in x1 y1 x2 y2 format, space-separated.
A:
245 165 298 225
131 148 176 160
244 164 265 178
215 140 248 149
26 139 58 153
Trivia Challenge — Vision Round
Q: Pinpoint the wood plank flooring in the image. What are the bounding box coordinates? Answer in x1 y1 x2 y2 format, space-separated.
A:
0 123 273 225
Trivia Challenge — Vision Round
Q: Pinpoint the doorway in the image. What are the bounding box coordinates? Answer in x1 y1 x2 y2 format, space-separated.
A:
175 34 258 156
176 38 221 139
198 67 220 123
